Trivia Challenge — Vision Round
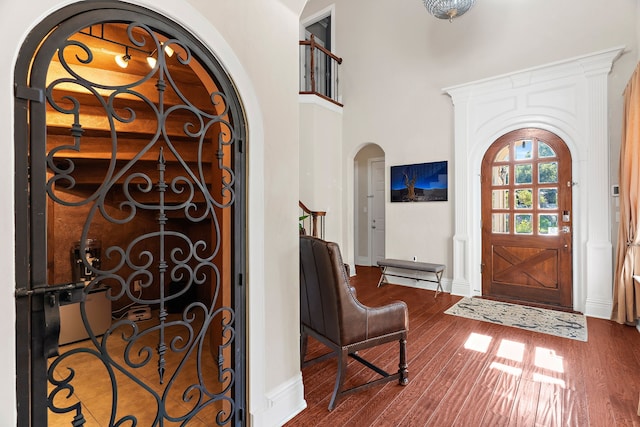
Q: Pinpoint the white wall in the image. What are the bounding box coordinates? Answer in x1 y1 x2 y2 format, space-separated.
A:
299 98 344 245
0 0 304 425
302 0 638 294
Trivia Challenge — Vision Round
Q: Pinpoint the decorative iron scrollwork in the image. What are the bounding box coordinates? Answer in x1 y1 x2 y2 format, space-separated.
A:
45 21 239 426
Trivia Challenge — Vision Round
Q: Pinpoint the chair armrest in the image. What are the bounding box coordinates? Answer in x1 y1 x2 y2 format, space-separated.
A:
365 301 408 338
340 299 408 345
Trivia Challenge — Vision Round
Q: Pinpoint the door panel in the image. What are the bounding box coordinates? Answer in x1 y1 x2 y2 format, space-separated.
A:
482 129 572 308
15 6 246 426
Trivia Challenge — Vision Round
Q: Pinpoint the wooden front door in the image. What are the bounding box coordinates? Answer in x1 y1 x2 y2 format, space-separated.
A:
481 129 573 308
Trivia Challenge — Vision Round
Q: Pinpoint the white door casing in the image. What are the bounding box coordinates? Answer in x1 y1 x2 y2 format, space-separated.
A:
444 46 624 318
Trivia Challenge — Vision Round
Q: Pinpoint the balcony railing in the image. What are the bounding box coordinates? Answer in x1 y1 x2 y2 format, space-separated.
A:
299 34 343 106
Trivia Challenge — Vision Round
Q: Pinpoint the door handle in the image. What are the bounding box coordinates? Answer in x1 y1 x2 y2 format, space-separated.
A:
16 282 85 358
561 226 570 233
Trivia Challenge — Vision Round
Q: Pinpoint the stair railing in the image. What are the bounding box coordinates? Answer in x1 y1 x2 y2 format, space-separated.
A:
299 201 326 239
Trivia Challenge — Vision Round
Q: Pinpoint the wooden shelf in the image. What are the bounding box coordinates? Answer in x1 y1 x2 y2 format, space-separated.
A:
47 132 215 163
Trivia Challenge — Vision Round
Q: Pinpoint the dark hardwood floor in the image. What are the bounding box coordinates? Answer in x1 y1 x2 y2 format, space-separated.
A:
286 266 640 427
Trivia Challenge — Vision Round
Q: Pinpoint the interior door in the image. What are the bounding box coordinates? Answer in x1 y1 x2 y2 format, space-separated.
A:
304 16 331 97
14 5 246 426
370 159 386 265
481 129 573 308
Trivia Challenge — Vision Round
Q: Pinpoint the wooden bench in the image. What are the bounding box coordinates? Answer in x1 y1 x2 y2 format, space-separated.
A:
377 258 445 297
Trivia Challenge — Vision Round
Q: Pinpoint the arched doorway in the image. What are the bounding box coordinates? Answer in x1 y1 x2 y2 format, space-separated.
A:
481 128 572 309
14 2 246 425
354 144 385 267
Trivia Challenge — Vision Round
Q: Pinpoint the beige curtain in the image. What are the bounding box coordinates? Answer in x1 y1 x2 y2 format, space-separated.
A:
612 63 640 324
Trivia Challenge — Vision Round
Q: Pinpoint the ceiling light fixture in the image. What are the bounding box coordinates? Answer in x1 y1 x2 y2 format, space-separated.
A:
114 46 131 68
422 0 476 22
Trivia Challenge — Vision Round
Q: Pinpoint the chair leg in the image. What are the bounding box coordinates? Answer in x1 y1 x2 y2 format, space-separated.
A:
328 348 348 411
398 337 408 385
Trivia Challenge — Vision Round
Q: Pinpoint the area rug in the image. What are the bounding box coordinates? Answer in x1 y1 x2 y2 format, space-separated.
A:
444 297 587 342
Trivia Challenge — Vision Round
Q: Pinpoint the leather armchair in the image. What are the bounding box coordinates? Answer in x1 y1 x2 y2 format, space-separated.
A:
299 235 409 410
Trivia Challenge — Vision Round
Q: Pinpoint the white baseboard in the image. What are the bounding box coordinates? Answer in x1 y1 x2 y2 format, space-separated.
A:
584 297 613 320
347 264 357 277
450 279 471 297
355 256 370 266
252 373 306 427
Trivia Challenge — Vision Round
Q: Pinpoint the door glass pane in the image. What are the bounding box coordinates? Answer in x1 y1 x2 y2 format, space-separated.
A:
492 189 509 209
538 141 555 158
515 164 532 184
539 162 558 183
492 165 509 185
539 214 559 235
515 189 532 209
492 213 510 234
538 188 558 209
515 214 533 234
495 144 510 162
515 140 533 160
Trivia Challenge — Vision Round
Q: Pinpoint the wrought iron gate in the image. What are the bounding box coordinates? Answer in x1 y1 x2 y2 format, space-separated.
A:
14 3 246 425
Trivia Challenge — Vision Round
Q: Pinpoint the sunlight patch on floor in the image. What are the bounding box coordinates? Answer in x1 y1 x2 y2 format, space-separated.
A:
534 347 564 373
464 332 492 353
497 339 525 362
489 361 523 376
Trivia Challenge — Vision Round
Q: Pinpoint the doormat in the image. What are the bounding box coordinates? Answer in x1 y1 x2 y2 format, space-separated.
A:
444 297 587 342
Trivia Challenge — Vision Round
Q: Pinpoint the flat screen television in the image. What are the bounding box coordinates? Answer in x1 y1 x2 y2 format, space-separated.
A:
390 161 448 202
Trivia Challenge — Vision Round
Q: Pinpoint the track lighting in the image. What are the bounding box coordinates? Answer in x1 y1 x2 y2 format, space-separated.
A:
79 25 153 70
146 54 156 69
114 46 131 69
146 44 175 68
80 25 177 71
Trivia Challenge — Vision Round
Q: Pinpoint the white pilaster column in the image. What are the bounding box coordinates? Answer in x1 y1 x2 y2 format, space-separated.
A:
449 89 473 296
581 51 622 318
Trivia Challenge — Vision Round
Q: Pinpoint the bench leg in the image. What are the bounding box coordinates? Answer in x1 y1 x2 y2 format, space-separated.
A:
377 266 387 287
434 270 443 298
